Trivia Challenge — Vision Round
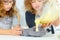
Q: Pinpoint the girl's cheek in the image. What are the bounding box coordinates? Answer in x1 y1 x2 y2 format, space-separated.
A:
32 4 36 8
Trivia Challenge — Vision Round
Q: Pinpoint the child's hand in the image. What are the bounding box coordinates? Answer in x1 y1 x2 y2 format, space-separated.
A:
10 25 23 36
41 23 51 28
52 17 60 26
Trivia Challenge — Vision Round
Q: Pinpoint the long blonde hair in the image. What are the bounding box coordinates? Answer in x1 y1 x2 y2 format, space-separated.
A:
0 0 17 17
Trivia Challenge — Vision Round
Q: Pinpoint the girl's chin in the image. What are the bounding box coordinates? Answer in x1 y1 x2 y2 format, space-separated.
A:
35 9 42 11
35 8 42 11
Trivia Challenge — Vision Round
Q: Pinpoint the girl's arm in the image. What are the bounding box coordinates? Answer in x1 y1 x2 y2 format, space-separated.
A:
52 17 60 26
0 29 12 35
41 17 60 28
0 25 22 36
25 11 36 28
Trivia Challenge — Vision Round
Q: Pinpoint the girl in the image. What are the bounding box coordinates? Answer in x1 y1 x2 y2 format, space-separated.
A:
0 0 22 36
22 0 49 37
24 0 59 28
24 0 50 28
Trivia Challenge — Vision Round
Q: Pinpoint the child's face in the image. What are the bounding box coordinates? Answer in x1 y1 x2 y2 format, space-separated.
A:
3 0 13 11
31 0 44 11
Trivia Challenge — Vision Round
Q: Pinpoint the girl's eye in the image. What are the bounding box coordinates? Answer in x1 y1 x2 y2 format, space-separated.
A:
4 1 8 3
32 1 35 3
32 0 35 3
3 0 13 4
9 1 13 3
38 0 43 2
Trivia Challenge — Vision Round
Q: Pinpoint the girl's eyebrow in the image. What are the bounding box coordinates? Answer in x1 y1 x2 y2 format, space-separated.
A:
32 0 35 2
4 0 13 2
4 0 8 1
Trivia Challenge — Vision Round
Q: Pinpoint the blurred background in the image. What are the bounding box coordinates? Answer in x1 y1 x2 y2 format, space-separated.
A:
16 0 27 26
